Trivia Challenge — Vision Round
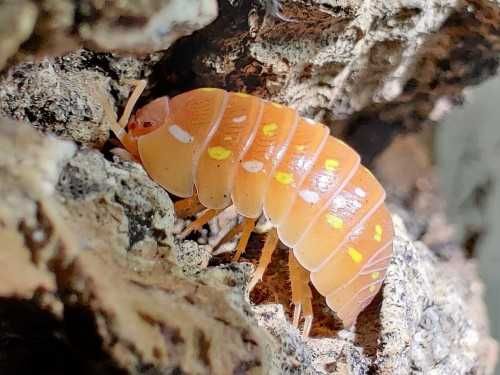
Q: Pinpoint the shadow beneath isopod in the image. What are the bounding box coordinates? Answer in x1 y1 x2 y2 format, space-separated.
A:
352 291 384 359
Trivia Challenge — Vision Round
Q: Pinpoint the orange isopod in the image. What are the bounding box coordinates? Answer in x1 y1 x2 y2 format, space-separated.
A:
109 81 394 336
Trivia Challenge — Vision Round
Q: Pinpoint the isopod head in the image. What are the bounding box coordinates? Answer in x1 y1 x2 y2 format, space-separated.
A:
117 96 170 158
127 97 170 138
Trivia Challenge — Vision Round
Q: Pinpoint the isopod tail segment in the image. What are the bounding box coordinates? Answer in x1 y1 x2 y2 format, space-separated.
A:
110 80 395 337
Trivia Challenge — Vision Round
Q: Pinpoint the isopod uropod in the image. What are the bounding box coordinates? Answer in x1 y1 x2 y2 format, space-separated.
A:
109 80 394 336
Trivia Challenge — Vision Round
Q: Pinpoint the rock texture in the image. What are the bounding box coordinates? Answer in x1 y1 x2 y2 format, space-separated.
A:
0 49 163 148
0 1 38 70
0 0 218 71
0 119 273 374
0 117 496 374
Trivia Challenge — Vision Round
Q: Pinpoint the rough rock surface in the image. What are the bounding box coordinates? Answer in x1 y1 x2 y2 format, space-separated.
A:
0 119 273 374
0 0 218 70
0 50 161 148
0 117 496 374
0 1 38 70
0 117 76 302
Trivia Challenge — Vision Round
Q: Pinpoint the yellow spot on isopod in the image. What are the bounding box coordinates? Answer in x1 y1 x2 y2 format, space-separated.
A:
262 122 278 137
295 144 306 152
271 103 283 108
275 171 294 185
208 146 232 161
347 247 363 263
325 159 340 171
235 92 250 97
369 285 376 293
326 214 343 230
200 88 216 92
374 224 383 242
371 272 380 280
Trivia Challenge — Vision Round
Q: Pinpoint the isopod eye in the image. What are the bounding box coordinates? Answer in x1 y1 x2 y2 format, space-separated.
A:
127 119 137 130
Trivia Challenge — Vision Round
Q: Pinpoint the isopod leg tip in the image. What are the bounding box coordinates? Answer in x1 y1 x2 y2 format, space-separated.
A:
302 315 313 338
292 303 302 327
247 273 263 292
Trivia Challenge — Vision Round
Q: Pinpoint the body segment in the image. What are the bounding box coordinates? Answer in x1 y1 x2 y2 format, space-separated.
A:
263 117 330 226
232 101 299 218
195 92 263 208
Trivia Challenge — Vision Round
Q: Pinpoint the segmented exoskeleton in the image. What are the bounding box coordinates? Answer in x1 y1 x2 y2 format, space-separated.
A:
110 81 394 336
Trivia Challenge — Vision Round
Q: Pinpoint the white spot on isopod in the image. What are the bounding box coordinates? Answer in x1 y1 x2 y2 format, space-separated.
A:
352 200 362 209
304 118 316 125
332 195 347 209
169 124 193 144
354 187 367 198
299 190 320 204
233 115 247 123
242 160 264 173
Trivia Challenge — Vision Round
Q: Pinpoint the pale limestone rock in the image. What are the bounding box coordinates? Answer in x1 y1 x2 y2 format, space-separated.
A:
0 0 218 68
79 0 219 53
0 119 273 374
0 1 38 70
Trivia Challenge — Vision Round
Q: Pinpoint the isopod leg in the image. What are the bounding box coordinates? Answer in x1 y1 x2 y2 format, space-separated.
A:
302 297 313 338
232 218 256 261
174 195 205 219
214 221 245 249
289 251 304 327
289 251 314 337
104 79 147 156
118 80 148 128
179 209 221 239
248 228 279 291
109 147 136 161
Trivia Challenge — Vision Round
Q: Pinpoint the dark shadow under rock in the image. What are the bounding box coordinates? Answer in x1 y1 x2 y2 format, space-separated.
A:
0 298 123 375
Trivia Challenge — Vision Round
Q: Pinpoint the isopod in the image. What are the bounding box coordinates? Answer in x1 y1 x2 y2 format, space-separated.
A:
109 80 394 336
